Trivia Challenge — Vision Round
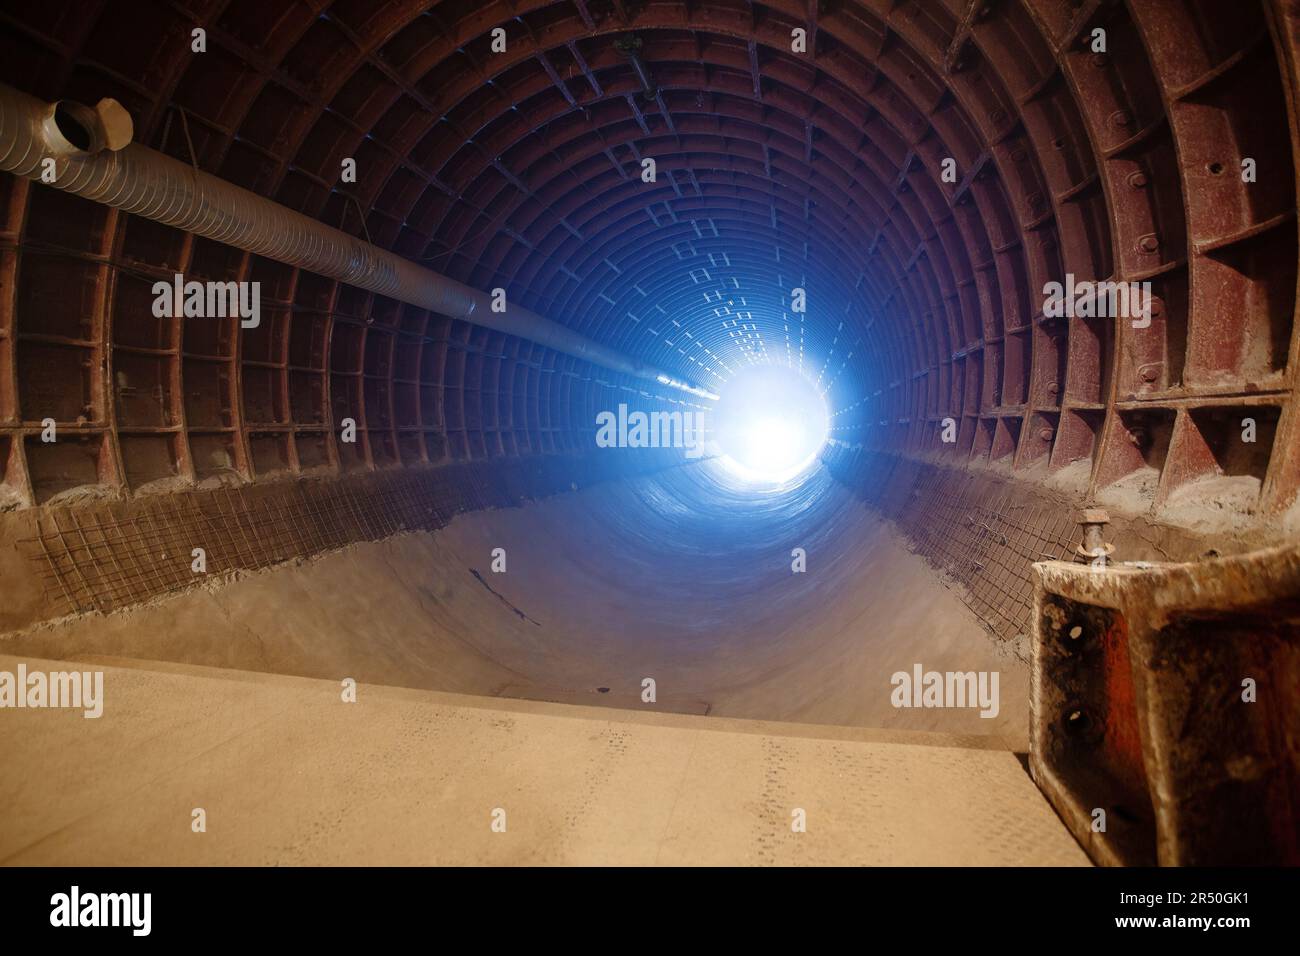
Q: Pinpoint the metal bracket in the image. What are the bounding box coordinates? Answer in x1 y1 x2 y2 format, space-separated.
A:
1030 544 1300 865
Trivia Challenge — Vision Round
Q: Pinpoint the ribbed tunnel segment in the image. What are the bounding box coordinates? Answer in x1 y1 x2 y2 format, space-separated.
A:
0 1 1298 868
2 2 1297 523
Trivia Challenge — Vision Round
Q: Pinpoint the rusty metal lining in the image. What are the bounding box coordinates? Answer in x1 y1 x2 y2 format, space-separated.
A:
0 2 1297 528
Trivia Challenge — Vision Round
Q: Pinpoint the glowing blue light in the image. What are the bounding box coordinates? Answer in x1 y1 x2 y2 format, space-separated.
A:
711 364 829 483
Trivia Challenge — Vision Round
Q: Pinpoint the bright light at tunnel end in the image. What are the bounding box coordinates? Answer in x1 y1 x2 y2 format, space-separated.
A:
712 364 830 484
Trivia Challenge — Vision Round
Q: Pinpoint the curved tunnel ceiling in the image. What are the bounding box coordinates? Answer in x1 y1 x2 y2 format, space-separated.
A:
0 0 1298 523
3 1 1300 871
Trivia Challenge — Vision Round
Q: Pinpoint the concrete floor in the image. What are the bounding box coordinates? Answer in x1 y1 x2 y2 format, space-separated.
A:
0 654 1086 865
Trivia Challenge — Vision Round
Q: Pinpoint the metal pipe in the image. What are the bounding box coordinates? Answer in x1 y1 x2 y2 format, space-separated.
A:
0 82 714 399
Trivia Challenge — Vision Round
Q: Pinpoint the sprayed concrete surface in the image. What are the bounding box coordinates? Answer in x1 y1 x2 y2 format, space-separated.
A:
1 467 1027 746
0 654 1086 866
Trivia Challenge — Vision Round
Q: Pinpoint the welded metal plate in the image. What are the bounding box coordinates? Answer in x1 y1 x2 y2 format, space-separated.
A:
1030 545 1300 865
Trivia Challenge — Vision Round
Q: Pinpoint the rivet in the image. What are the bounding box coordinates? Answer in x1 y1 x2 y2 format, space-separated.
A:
1127 171 1148 189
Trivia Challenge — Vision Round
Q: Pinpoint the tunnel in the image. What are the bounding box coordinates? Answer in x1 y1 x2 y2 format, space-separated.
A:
0 0 1298 874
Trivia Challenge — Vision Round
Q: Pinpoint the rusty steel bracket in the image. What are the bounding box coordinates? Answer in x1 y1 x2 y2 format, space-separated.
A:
1030 545 1300 866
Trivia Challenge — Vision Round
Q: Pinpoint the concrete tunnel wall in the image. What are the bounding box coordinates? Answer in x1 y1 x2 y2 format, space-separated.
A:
1 1 1300 755
0 459 1028 744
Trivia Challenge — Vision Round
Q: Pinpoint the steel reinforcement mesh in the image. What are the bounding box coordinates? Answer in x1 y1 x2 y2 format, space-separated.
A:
20 450 682 618
24 442 1092 640
825 446 1080 647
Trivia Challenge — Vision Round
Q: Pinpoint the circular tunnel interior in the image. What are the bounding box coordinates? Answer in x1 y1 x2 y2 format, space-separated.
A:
0 1 1299 867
